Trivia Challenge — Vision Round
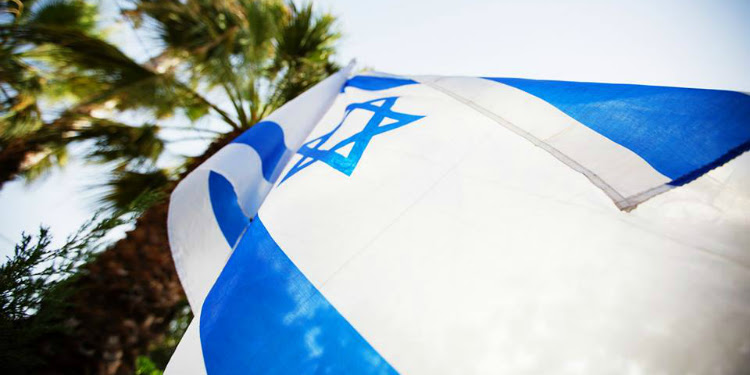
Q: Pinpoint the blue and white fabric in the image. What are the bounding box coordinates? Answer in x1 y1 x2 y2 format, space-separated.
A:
166 65 750 374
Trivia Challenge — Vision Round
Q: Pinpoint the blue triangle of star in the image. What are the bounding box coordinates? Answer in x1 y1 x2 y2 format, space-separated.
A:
280 96 424 184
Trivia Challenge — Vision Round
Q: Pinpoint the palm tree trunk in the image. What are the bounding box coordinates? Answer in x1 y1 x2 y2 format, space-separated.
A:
36 128 243 375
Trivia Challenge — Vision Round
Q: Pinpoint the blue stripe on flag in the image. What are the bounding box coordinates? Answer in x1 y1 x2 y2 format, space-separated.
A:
342 75 418 92
203 171 397 375
208 171 250 247
232 121 289 182
485 78 750 183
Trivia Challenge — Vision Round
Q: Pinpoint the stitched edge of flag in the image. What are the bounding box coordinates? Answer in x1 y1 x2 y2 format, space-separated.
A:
418 77 658 212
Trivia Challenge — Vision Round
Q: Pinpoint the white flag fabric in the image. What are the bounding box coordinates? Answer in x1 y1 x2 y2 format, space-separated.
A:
166 66 750 374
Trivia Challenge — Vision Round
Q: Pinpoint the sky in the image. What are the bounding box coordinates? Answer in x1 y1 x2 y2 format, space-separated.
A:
1 0 749 256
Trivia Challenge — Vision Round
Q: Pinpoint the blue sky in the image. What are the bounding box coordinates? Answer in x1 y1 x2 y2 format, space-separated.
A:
1 0 749 256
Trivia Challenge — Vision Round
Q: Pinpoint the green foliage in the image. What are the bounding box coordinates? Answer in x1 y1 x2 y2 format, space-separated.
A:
73 119 165 166
134 0 341 126
2 0 342 213
99 169 171 212
17 143 68 181
1 1 344 372
0 212 127 372
135 356 164 375
0 219 112 319
1 0 207 191
1 24 207 117
24 0 98 33
264 2 340 115
1 0 100 138
0 40 44 138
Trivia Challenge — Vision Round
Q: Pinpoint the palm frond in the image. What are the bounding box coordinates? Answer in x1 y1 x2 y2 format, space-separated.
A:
68 117 165 167
272 2 339 72
24 0 97 33
17 143 67 182
98 169 171 212
263 2 340 115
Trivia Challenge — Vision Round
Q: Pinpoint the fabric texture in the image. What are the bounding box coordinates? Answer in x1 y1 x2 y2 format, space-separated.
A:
166 69 750 375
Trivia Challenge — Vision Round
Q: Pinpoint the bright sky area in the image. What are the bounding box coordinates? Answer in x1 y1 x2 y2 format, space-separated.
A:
1 0 749 257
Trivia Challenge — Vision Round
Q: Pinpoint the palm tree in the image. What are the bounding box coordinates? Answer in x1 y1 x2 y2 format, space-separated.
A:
1 1 340 373
0 0 218 193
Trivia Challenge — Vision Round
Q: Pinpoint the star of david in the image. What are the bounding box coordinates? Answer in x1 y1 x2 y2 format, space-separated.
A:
280 96 424 184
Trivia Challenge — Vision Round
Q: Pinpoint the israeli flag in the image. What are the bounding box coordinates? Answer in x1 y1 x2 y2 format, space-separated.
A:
166 63 750 374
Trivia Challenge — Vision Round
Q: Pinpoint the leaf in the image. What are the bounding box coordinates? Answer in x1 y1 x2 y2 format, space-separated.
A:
97 169 171 213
